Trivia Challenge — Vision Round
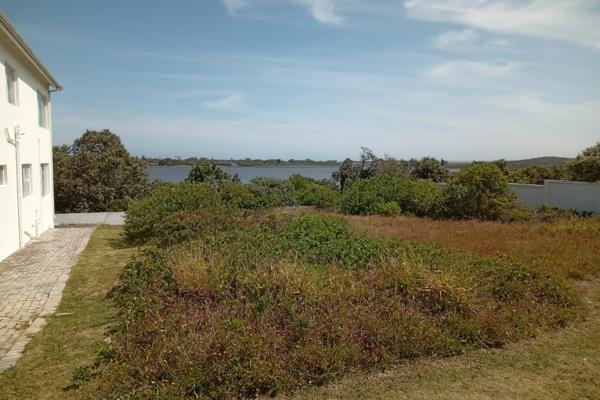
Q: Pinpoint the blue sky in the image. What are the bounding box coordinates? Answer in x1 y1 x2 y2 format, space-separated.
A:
3 0 599 160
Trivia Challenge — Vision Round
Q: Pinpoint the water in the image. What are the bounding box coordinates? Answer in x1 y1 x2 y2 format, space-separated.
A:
147 165 338 183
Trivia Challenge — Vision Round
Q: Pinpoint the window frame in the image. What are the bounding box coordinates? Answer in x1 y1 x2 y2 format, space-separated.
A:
0 165 7 186
5 62 18 105
40 163 50 196
37 91 48 128
22 164 32 198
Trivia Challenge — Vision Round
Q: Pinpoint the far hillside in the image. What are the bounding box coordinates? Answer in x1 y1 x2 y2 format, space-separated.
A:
448 156 572 171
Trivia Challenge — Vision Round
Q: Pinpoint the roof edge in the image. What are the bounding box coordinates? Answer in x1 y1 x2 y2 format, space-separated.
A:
0 10 63 91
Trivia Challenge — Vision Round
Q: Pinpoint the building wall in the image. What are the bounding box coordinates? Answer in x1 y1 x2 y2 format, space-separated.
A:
438 180 600 214
519 180 600 214
0 42 54 262
509 183 546 209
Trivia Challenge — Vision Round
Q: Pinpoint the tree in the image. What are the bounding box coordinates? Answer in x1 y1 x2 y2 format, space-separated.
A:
358 147 379 178
408 157 450 182
507 165 567 184
186 162 239 185
53 129 150 212
566 143 600 182
443 163 516 220
332 158 360 194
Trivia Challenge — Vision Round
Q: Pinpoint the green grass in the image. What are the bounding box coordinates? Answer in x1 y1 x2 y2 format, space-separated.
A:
0 226 135 400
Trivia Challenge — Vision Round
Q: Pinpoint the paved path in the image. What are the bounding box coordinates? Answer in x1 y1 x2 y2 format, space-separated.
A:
0 227 94 373
55 212 125 226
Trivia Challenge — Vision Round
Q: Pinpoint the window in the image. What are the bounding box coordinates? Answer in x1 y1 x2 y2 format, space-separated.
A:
40 163 50 196
22 164 32 197
5 64 17 105
37 91 48 128
0 165 7 186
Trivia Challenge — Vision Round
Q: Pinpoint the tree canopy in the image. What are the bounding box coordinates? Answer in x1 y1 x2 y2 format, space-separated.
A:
53 129 150 213
566 142 600 182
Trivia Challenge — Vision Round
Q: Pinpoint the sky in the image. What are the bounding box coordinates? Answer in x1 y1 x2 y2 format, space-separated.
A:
2 0 600 161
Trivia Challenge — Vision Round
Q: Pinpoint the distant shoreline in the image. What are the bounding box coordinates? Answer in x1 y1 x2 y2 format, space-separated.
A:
146 164 339 168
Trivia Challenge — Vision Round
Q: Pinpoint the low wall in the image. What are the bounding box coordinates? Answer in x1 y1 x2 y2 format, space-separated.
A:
509 183 546 209
530 180 600 214
54 212 125 226
436 180 600 214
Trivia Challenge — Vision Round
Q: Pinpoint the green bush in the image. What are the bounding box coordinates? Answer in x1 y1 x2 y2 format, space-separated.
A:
374 201 401 216
186 163 239 185
566 142 600 182
218 182 261 210
125 183 224 243
247 177 296 208
340 174 443 217
294 183 341 209
443 164 517 220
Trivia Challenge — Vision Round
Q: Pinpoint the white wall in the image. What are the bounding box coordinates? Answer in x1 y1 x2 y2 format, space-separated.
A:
513 180 600 214
0 42 54 262
437 180 600 214
510 183 545 209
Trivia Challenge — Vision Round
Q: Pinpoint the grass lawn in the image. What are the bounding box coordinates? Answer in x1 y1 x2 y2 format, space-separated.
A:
0 226 135 400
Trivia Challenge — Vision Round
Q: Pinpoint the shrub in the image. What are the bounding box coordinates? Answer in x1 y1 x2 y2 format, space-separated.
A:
340 174 443 217
507 165 567 184
247 177 296 208
374 201 401 216
294 183 341 209
408 157 450 182
218 182 260 210
566 142 600 182
443 163 517 220
124 183 224 243
186 163 239 185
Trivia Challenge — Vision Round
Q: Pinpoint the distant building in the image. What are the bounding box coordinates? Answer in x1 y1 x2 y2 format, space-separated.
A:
0 11 62 261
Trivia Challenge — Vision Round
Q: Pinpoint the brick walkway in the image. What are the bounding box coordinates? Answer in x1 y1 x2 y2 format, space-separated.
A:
0 227 94 373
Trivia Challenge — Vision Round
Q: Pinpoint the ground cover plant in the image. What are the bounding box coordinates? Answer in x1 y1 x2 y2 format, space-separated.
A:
84 187 580 399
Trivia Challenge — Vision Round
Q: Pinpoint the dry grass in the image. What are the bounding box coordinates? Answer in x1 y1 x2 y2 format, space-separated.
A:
285 278 600 400
347 215 600 279
281 215 600 400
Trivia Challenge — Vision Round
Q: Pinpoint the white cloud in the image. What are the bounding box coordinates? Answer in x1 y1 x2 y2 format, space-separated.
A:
405 0 600 49
205 94 245 111
223 0 249 15
433 29 511 51
292 0 345 25
488 38 511 47
429 60 520 79
433 29 478 50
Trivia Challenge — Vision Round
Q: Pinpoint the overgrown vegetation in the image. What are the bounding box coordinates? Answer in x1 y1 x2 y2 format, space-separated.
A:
53 130 150 212
78 183 580 399
566 142 600 183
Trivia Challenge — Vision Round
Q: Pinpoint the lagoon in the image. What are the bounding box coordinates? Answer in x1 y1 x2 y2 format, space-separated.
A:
147 165 337 183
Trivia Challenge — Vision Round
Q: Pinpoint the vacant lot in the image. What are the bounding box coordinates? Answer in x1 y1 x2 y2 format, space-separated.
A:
284 215 600 399
347 215 600 280
1 216 598 399
85 206 579 399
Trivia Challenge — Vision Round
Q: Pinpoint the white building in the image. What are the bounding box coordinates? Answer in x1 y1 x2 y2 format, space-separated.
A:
0 11 62 262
